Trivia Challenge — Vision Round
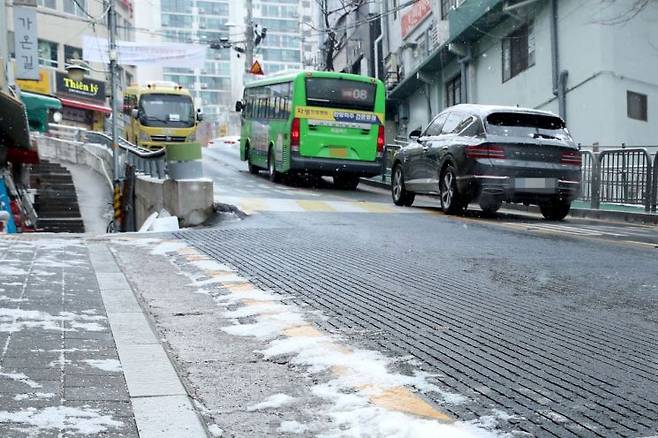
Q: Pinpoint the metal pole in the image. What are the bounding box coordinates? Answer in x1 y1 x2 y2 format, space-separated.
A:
245 0 254 70
109 0 120 181
0 0 8 93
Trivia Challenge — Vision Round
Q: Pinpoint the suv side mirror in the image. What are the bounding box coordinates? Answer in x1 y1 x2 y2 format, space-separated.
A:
131 108 139 119
235 100 244 112
409 129 422 141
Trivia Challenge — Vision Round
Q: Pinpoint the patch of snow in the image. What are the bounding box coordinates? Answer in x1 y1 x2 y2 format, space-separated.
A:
13 393 55 401
221 310 306 340
278 420 308 434
208 424 224 437
150 241 188 255
0 266 27 276
0 373 42 389
83 359 122 373
0 308 107 333
0 406 123 434
0 296 27 303
190 260 234 272
246 393 295 411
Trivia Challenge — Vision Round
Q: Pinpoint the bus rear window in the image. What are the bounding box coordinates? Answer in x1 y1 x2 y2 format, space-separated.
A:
305 78 376 112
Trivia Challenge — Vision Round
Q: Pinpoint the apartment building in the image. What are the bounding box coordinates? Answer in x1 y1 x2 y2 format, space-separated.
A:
380 0 657 146
5 0 135 130
134 0 315 125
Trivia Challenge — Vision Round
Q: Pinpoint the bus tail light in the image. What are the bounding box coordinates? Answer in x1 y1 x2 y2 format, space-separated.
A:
377 125 385 158
291 118 301 152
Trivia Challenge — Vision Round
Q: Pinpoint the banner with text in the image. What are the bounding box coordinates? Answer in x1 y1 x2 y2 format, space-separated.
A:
82 36 207 69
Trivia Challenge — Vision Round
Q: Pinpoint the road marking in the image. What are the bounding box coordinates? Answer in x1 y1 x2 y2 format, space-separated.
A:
216 195 426 215
296 199 337 212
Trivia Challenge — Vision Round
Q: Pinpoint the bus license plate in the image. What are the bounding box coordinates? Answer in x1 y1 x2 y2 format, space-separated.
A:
329 148 348 158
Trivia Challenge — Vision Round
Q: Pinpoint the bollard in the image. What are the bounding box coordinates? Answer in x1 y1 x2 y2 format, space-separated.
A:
165 143 203 180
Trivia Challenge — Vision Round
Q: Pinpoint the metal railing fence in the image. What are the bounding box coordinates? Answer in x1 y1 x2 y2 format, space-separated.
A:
376 141 658 213
84 131 166 179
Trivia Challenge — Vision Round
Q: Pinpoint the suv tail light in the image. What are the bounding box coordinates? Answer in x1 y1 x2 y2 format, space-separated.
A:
291 118 301 152
377 125 385 157
465 144 506 159
561 150 582 166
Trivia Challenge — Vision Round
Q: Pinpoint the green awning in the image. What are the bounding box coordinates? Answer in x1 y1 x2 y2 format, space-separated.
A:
0 91 31 166
20 91 62 133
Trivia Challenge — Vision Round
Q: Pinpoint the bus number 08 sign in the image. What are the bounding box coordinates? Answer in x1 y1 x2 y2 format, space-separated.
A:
341 88 369 101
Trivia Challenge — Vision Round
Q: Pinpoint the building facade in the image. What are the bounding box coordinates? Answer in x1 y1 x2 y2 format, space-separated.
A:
6 0 135 130
378 0 657 147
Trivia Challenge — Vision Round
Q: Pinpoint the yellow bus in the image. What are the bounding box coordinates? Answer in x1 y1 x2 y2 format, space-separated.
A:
123 81 202 149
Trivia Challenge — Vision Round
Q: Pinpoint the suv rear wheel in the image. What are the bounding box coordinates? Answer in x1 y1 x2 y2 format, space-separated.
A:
540 199 571 221
440 165 466 215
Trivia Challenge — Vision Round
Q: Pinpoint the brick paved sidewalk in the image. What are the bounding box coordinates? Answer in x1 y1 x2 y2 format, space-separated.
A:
0 236 138 437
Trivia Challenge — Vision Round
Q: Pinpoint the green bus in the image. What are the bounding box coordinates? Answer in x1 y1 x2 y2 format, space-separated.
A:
235 71 386 190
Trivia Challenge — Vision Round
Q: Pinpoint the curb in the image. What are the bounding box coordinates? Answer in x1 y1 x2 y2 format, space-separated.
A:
360 178 658 225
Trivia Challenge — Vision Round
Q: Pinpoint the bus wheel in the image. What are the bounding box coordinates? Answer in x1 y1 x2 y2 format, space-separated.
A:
334 174 360 190
268 147 280 183
246 147 259 175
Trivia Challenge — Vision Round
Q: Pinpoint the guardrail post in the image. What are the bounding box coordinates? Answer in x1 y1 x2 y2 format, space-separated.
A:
591 152 601 210
645 157 652 212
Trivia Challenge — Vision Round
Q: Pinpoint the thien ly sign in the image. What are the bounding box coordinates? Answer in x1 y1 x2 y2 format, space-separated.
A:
55 72 106 103
401 0 432 39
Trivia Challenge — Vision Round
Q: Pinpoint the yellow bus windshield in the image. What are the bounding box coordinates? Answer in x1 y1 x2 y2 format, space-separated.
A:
139 94 194 128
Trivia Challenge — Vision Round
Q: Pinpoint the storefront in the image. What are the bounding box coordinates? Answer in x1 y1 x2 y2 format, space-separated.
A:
54 72 110 131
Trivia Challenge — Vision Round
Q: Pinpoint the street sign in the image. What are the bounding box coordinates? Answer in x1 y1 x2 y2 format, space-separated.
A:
249 60 264 75
13 7 39 80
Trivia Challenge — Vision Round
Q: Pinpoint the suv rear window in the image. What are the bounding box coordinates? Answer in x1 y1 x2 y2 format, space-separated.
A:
305 78 376 112
486 112 571 141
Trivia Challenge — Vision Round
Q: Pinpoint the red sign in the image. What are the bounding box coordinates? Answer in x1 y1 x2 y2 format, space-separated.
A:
401 0 432 39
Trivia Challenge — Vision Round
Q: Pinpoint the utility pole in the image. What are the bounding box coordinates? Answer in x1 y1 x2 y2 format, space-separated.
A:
108 0 120 182
245 0 254 70
0 0 9 92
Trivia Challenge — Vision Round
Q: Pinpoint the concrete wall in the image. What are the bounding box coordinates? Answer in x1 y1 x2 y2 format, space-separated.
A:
134 176 214 229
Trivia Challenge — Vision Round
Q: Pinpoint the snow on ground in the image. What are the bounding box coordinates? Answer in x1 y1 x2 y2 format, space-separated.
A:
127 238 500 437
13 393 55 401
0 406 123 434
208 424 224 437
0 308 107 333
0 372 42 389
246 393 296 412
83 359 122 373
278 420 308 434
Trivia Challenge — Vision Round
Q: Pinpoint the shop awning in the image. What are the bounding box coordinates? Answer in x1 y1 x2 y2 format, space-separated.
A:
20 91 62 133
60 97 112 114
0 91 31 166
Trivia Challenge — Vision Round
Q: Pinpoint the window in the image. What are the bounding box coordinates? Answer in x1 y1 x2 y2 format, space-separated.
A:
64 45 83 64
38 40 58 67
64 0 87 17
441 112 463 134
441 0 456 20
424 113 448 136
445 75 461 107
38 0 56 9
502 21 535 82
627 91 647 121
